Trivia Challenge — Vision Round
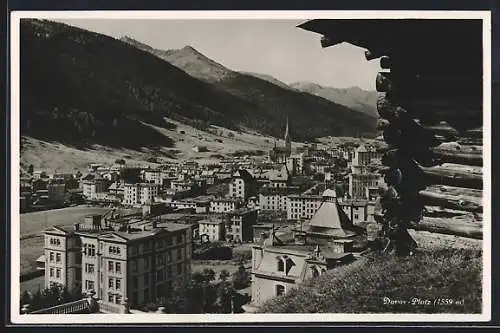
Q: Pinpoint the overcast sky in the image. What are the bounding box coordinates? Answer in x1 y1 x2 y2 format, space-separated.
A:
56 19 380 90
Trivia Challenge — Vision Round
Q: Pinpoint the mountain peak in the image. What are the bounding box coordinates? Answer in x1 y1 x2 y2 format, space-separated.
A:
119 35 153 51
181 45 200 53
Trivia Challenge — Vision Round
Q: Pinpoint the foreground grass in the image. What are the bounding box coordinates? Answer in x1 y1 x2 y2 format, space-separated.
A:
259 248 482 313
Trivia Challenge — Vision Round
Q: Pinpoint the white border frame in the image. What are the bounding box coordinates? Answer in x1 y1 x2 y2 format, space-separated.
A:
9 10 492 324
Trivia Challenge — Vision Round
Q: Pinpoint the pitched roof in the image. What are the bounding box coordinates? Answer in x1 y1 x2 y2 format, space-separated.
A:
233 169 254 182
307 200 356 238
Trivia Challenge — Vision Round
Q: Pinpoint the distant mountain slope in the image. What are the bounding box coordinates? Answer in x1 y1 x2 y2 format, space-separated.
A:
20 19 377 154
290 82 379 118
240 72 293 90
21 20 260 149
120 37 377 139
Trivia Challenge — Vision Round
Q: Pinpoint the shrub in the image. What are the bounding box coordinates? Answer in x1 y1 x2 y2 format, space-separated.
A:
259 249 482 313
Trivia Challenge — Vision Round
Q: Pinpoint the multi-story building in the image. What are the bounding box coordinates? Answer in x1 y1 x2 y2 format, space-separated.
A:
340 199 376 224
225 209 258 243
266 165 289 188
47 180 66 204
123 183 159 206
348 145 383 200
43 216 192 308
286 194 323 221
246 194 357 311
229 169 257 200
44 226 82 292
209 198 240 214
259 187 289 212
82 178 107 201
144 169 163 185
198 219 226 242
170 181 193 193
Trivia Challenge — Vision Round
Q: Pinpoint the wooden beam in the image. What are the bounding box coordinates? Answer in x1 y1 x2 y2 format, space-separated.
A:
378 95 482 131
421 164 483 189
365 49 385 61
410 217 482 240
419 188 482 213
376 72 482 97
430 143 483 166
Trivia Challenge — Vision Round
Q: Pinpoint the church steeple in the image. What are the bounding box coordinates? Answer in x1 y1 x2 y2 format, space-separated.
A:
284 117 291 150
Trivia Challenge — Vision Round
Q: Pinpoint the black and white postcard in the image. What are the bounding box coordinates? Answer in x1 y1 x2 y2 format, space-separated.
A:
9 10 492 324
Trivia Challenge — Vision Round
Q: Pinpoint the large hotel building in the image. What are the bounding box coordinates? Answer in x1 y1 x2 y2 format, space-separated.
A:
43 215 192 308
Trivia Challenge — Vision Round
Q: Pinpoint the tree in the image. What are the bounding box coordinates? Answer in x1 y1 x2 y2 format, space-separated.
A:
232 262 251 290
202 268 216 283
219 270 230 282
20 291 32 309
115 158 126 165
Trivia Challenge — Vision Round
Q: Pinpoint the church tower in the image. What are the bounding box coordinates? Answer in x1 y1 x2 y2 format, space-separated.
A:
284 117 291 153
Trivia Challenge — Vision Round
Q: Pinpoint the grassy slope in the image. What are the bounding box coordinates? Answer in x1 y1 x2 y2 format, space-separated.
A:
20 116 296 173
259 248 482 314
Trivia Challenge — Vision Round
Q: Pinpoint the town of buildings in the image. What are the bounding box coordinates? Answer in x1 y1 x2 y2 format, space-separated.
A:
22 119 384 314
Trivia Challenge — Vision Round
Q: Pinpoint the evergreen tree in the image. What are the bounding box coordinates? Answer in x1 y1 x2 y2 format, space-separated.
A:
232 262 251 290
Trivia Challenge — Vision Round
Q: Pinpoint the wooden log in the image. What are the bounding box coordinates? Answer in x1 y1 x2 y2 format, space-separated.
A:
423 205 481 220
320 36 342 48
380 56 391 69
430 142 483 166
419 188 482 213
420 163 483 189
365 49 385 61
378 95 482 131
410 217 482 240
376 72 482 97
425 184 483 200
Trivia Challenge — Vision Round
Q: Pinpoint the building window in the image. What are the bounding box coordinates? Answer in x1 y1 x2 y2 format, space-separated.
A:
85 280 95 290
108 294 114 303
177 249 182 260
144 258 149 269
156 270 164 282
177 263 183 275
144 273 149 285
109 278 114 289
56 268 61 278
85 263 95 273
108 261 114 272
131 245 138 255
276 284 285 296
277 258 285 272
49 252 54 262
115 295 122 305
116 262 121 273
133 277 139 288
131 260 137 272
49 268 54 277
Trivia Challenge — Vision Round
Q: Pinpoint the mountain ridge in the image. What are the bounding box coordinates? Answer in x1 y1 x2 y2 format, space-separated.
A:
290 81 379 118
20 19 377 159
120 36 377 140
